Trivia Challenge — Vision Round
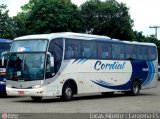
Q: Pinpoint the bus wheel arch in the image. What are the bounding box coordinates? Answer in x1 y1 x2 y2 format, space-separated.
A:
61 79 78 101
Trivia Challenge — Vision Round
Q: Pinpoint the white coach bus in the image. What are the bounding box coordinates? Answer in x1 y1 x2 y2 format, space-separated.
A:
3 32 158 101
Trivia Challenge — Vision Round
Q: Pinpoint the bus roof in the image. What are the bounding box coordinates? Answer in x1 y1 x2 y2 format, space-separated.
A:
14 32 156 47
122 40 156 47
14 32 111 41
0 38 11 43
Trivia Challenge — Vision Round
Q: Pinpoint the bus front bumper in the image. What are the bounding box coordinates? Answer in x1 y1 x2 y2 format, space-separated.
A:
6 87 46 97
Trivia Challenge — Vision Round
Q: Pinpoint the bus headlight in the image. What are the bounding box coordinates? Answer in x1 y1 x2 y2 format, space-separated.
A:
33 84 43 89
0 78 6 84
0 81 6 84
6 84 12 88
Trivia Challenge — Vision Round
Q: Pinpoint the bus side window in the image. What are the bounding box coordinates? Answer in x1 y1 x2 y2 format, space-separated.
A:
65 39 82 59
143 47 149 60
137 46 142 60
66 46 73 58
83 48 91 58
98 42 111 59
149 47 156 60
48 38 63 76
125 45 136 60
112 44 124 60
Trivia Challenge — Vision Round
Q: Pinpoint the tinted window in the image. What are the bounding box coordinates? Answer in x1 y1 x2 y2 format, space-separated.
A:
48 38 63 73
65 39 81 59
82 41 97 59
112 44 124 59
148 46 157 60
125 45 137 59
97 42 111 59
137 46 149 60
137 46 143 60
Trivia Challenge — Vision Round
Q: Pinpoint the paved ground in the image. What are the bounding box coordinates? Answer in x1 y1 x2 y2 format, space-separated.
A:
0 81 160 115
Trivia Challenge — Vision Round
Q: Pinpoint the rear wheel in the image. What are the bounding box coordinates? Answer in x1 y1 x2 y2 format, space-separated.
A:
125 80 140 96
31 96 42 101
61 83 73 101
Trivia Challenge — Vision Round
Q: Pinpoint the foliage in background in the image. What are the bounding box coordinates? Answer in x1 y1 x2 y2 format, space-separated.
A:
0 4 15 39
20 0 85 35
80 0 135 40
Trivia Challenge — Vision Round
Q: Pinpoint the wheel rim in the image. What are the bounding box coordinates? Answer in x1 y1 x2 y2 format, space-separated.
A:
133 82 139 94
65 87 72 97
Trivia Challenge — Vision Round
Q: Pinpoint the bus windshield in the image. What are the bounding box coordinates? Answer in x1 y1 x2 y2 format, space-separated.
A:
11 39 48 52
6 53 45 81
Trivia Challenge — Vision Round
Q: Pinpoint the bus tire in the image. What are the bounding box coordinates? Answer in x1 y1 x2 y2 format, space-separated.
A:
61 83 73 101
129 80 140 96
31 96 42 101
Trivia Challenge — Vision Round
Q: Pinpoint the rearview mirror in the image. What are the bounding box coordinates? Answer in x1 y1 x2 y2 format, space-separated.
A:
47 52 54 67
1 51 9 66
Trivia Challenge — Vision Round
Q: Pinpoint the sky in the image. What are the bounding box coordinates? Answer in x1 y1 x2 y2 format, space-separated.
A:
0 0 160 39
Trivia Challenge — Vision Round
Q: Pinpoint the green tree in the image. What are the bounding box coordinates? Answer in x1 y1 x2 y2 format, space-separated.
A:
0 4 14 39
20 0 84 34
12 12 27 37
133 31 145 42
80 0 135 40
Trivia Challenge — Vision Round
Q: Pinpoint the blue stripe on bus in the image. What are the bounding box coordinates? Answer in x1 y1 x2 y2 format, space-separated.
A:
77 59 85 64
91 79 131 90
72 59 88 64
144 61 155 86
72 59 79 64
96 80 116 86
141 62 151 87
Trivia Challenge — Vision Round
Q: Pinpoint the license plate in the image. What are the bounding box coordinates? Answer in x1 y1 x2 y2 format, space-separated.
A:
18 91 25 95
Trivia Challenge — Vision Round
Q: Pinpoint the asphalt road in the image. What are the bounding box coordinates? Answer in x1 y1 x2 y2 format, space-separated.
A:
0 81 160 115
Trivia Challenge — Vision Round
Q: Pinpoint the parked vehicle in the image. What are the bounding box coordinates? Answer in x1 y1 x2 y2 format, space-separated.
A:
0 38 11 96
2 32 158 101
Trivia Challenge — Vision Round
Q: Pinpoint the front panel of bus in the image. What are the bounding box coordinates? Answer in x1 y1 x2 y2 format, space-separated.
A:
6 39 49 96
6 38 64 97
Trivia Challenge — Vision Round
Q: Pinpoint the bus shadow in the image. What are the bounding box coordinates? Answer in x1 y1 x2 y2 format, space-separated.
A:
12 92 155 103
0 95 22 98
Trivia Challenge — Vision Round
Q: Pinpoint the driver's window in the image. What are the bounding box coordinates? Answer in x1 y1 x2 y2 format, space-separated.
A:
47 38 63 78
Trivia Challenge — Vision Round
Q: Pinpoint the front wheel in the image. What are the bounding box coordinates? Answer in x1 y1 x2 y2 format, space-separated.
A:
61 83 73 101
31 96 42 101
